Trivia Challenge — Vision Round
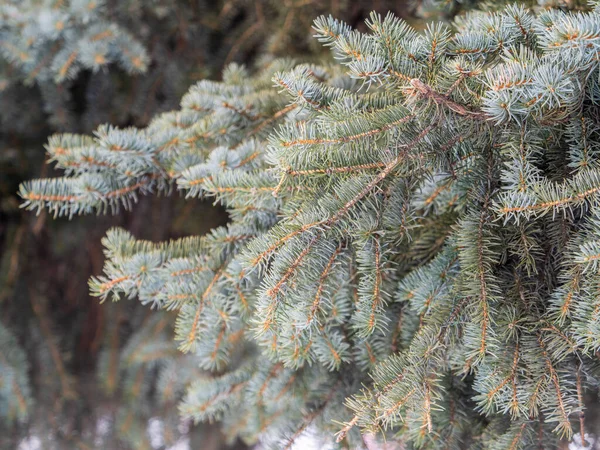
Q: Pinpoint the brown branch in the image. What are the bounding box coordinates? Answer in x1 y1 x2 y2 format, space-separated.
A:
281 114 415 147
283 381 341 450
576 364 588 447
409 79 487 121
306 244 344 326
184 268 223 349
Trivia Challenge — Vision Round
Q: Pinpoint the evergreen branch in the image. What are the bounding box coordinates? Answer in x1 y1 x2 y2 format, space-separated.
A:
409 79 487 120
537 334 572 438
180 267 224 352
576 364 587 447
306 244 344 327
18 6 600 447
280 114 415 147
282 381 341 450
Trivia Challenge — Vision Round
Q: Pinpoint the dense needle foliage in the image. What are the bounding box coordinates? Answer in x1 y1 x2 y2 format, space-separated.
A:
2 2 417 448
17 2 600 449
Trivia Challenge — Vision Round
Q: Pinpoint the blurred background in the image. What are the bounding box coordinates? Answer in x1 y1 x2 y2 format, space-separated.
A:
1 1 587 449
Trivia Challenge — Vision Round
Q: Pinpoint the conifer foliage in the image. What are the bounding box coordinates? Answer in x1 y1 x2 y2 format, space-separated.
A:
19 3 600 448
0 0 148 86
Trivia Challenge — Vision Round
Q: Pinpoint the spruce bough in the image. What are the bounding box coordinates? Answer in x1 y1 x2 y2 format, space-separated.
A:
20 4 600 448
